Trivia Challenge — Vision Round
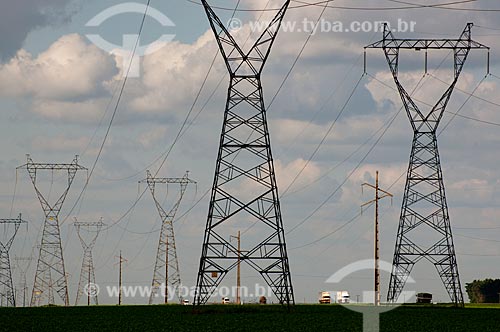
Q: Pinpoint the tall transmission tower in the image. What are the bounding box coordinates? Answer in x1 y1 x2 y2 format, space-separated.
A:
140 171 195 304
74 220 104 306
194 0 294 305
0 214 27 307
366 23 489 306
14 256 32 307
18 155 87 306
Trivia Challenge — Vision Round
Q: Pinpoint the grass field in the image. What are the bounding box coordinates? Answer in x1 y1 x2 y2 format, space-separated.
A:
1 304 499 332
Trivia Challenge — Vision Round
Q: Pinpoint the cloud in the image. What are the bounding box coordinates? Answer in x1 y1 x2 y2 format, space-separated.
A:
31 135 90 152
31 98 110 123
138 126 167 148
0 34 116 100
0 0 77 60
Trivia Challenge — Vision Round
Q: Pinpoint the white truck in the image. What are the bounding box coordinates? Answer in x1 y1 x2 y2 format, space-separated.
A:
336 291 350 304
318 291 331 304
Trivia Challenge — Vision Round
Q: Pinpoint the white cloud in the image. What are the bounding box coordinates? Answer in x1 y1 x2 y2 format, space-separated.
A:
31 98 109 123
31 135 90 152
138 126 167 148
0 34 116 100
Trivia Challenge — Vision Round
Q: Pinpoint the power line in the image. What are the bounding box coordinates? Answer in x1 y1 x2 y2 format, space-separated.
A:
284 50 458 243
368 73 500 127
98 0 270 237
455 225 500 230
280 73 365 197
95 0 245 233
289 209 365 250
455 233 500 243
185 0 478 12
61 0 154 226
284 82 404 235
94 1 248 270
429 73 500 114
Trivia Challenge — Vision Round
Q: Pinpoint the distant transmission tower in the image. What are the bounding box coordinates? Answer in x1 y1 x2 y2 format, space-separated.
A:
140 171 195 304
14 256 32 307
74 219 104 306
194 0 294 305
366 23 489 306
0 214 27 307
18 155 87 306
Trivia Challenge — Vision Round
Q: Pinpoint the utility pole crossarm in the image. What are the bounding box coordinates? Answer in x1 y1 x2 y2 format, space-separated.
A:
73 221 105 228
365 39 489 50
0 214 28 224
17 155 87 171
365 22 489 50
139 170 196 185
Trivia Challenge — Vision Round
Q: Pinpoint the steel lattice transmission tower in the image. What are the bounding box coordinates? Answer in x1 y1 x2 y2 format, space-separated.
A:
74 220 104 306
14 256 32 307
366 23 489 306
140 171 195 304
194 0 294 305
0 214 27 307
18 155 87 306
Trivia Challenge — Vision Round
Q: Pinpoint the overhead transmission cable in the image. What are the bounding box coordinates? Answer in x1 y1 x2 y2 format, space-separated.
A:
185 0 478 12
61 0 154 226
292 70 490 250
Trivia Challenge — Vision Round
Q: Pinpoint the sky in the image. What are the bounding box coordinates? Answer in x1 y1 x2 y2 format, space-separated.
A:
1 0 500 306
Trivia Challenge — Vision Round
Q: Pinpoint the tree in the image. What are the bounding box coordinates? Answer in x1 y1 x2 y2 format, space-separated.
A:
465 279 500 303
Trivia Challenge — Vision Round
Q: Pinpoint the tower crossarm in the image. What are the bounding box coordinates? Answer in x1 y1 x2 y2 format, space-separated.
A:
0 214 27 252
365 23 489 133
17 155 88 216
74 220 104 251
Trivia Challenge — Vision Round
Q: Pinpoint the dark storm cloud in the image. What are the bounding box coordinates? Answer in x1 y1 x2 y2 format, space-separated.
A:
0 0 75 60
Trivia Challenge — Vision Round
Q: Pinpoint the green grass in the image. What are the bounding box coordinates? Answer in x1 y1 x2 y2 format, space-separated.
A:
0 304 499 332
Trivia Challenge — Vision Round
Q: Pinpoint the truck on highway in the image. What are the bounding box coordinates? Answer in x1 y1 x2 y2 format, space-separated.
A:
318 291 331 304
336 291 350 304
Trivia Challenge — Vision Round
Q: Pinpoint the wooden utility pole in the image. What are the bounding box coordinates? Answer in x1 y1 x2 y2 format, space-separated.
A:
88 268 91 306
362 171 393 306
165 238 168 304
230 231 241 305
116 251 127 305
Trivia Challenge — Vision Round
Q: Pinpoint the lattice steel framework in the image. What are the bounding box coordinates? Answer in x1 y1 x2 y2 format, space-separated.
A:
18 155 87 306
14 256 32 307
0 214 26 307
74 220 104 306
140 171 195 304
366 23 489 306
194 0 294 305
